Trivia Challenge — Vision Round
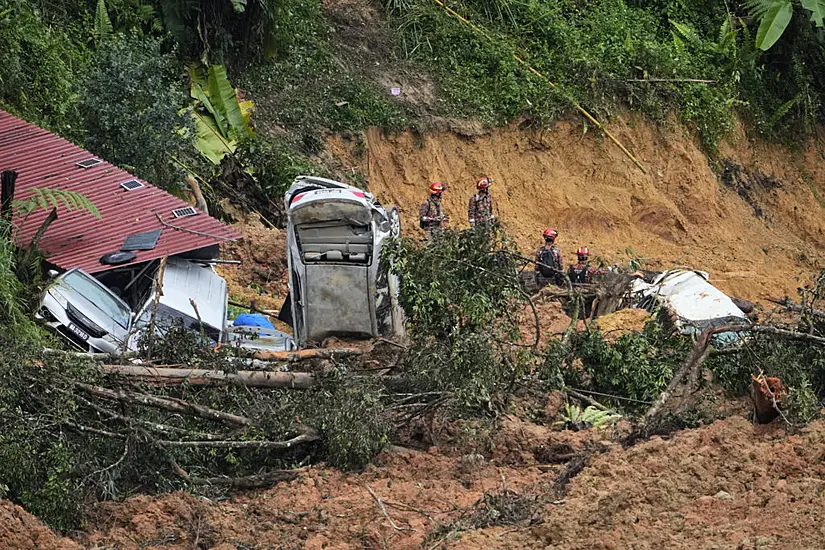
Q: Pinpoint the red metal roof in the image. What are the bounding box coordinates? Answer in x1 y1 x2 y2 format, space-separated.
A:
0 110 241 273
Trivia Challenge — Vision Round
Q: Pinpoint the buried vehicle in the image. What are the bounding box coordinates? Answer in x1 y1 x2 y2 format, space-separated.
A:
283 176 404 346
631 269 749 343
39 257 296 353
38 268 132 354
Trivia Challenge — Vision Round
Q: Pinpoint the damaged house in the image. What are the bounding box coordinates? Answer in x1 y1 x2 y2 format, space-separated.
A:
0 110 294 353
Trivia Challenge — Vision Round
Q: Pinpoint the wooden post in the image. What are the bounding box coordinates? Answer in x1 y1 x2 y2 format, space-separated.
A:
1 170 17 221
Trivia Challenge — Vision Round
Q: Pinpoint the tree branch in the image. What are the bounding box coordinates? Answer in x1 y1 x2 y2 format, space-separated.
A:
157 433 319 449
74 382 254 427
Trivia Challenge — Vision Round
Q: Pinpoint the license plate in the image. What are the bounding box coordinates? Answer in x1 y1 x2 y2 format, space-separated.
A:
67 322 89 341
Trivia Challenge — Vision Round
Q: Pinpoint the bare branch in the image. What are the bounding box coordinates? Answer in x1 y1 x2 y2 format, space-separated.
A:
366 485 416 533
74 382 254 427
99 364 316 389
157 433 320 449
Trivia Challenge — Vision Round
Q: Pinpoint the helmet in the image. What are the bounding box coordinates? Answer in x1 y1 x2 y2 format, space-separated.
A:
543 228 558 241
576 246 590 259
476 176 492 190
429 182 444 194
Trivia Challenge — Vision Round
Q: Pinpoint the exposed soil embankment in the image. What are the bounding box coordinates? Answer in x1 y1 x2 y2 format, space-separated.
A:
328 116 825 302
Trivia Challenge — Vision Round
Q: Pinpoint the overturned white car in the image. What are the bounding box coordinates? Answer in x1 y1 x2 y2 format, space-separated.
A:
282 176 404 346
631 269 749 342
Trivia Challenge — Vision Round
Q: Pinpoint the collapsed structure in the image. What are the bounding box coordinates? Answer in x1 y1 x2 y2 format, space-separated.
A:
0 110 294 353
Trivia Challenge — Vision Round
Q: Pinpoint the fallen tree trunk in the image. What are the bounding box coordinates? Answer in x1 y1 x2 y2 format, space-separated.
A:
100 365 316 389
643 325 740 429
253 348 364 361
157 432 320 449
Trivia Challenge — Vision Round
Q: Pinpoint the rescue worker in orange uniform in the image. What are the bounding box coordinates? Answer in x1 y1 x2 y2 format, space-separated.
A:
419 182 449 239
468 176 495 228
534 228 564 287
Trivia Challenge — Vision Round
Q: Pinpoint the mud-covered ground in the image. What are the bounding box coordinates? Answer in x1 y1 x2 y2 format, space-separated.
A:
0 415 802 549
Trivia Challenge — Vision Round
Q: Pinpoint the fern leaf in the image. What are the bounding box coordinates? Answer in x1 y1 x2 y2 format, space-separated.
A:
670 20 701 45
93 0 114 46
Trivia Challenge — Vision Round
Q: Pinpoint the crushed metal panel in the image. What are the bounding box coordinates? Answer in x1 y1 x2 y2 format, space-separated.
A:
304 264 373 341
631 269 748 334
158 257 227 332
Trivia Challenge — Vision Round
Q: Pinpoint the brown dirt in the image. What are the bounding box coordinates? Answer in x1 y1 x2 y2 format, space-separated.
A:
594 308 652 340
458 417 825 549
219 220 289 312
327 115 825 304
67 416 825 549
0 500 80 550
71 415 617 550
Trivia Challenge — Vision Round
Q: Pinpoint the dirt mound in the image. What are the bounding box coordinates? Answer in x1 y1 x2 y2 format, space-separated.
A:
594 308 651 340
0 499 79 550
456 417 825 549
327 115 825 303
219 221 289 311
76 450 548 549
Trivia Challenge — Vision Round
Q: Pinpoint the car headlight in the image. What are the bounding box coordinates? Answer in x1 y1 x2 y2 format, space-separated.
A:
47 287 68 309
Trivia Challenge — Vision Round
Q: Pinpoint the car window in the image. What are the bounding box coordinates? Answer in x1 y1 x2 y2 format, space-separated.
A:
61 271 131 329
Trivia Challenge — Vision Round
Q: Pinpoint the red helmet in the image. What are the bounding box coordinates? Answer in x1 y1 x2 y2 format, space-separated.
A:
476 176 492 190
576 246 590 259
429 182 444 193
543 228 558 240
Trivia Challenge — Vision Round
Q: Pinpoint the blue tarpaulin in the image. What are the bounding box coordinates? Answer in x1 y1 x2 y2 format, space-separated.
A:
233 313 275 329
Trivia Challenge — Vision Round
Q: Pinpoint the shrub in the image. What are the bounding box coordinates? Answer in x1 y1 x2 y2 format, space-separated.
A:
78 34 194 191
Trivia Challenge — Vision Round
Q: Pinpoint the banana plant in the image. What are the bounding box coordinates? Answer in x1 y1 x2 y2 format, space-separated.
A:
745 0 825 51
184 65 254 165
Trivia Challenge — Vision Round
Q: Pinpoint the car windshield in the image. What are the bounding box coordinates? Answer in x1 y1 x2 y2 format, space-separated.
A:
61 271 131 329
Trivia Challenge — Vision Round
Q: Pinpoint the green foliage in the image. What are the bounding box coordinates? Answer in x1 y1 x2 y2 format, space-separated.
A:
391 0 825 147
188 64 254 164
239 0 408 138
708 334 825 424
746 0 825 50
748 0 794 51
546 317 690 413
555 403 621 430
313 373 390 470
234 137 318 203
93 0 114 46
157 0 286 64
12 188 101 219
386 226 534 410
79 34 195 191
0 0 87 133
0 223 35 329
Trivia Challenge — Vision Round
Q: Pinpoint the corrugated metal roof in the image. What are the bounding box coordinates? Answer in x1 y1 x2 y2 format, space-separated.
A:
0 110 241 273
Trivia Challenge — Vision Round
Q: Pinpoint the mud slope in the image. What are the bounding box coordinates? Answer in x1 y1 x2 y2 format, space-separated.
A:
459 417 825 550
68 417 825 549
328 116 825 301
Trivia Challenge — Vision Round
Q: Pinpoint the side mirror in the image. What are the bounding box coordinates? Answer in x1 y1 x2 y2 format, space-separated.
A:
47 269 59 279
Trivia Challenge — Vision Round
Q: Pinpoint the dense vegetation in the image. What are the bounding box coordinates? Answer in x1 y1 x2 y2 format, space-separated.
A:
2 0 824 202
